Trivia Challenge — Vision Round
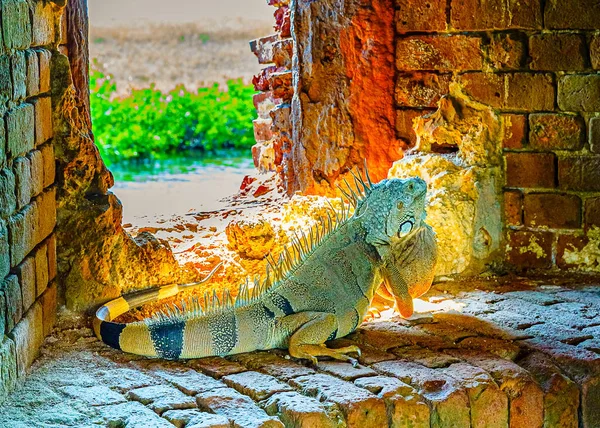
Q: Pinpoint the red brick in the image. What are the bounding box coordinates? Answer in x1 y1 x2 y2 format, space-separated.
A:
395 0 446 32
272 39 293 69
591 36 600 70
396 35 483 71
451 0 541 30
557 234 590 270
253 118 273 142
274 6 291 38
506 230 553 270
32 97 53 146
530 33 588 72
395 72 451 108
396 109 427 147
505 152 556 188
459 73 504 108
269 71 292 101
585 197 600 229
558 156 600 192
505 73 555 111
488 33 526 70
544 0 600 30
504 190 522 226
529 114 584 151
524 193 581 229
502 114 526 149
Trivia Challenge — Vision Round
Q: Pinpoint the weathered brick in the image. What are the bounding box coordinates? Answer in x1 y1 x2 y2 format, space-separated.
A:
154 367 225 395
0 337 18 402
40 281 56 337
262 391 336 428
269 71 292 101
163 409 229 428
504 190 522 226
391 345 461 368
223 371 292 402
558 156 600 192
13 156 31 209
32 97 53 145
189 357 247 379
232 351 315 381
36 49 51 94
100 401 175 427
249 34 279 65
396 109 427 147
127 384 196 415
488 32 526 70
6 103 34 158
396 35 483 71
502 114 526 149
524 193 581 229
8 301 43 377
545 0 600 30
395 72 451 108
0 55 11 107
24 49 39 97
46 233 56 281
1 275 22 331
506 230 553 270
8 201 39 266
459 72 504 108
253 118 273 142
253 91 278 120
10 51 26 101
585 197 600 228
39 143 55 188
558 75 600 112
505 73 555 111
556 233 589 270
529 34 587 71
290 373 387 427
27 149 43 197
451 0 541 30
15 255 35 312
0 168 17 219
0 220 9 279
395 0 446 32
1 0 32 50
37 187 55 242
529 113 584 151
591 36 600 70
272 39 292 69
59 8 67 45
0 115 5 167
505 152 556 188
34 244 48 297
30 0 56 47
60 385 127 407
590 117 600 154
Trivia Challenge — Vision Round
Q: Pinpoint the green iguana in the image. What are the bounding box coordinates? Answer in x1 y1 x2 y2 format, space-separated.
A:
94 173 437 364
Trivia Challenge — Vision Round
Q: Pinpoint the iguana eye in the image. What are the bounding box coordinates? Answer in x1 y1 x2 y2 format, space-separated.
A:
407 182 414 192
397 201 404 210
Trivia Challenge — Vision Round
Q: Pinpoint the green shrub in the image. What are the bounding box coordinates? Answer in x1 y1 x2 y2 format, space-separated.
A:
90 66 257 165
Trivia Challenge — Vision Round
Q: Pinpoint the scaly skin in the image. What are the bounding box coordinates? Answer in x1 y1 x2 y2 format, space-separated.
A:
94 176 437 364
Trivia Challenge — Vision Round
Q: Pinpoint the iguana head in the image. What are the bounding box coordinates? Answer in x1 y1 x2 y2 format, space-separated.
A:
358 176 428 254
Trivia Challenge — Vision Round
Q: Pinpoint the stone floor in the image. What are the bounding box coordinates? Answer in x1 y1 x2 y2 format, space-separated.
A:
0 276 599 428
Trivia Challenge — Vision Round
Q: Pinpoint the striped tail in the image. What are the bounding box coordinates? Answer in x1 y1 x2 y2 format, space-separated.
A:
93 264 223 358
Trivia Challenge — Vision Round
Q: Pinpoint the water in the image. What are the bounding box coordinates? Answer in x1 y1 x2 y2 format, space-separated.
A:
109 151 255 222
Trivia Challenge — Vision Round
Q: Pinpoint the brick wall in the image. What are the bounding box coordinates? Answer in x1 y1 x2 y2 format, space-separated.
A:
0 0 60 401
394 0 600 273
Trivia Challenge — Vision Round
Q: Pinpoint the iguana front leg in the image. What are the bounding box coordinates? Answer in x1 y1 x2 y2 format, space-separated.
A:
282 312 361 366
380 260 414 318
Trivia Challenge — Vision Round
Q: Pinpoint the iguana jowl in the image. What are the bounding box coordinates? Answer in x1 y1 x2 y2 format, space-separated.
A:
94 174 437 364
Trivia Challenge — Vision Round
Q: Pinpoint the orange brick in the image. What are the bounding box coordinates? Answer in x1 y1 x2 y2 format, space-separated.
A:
32 97 53 146
459 73 504 108
505 152 556 189
505 73 555 111
395 0 446 32
504 190 522 226
396 35 483 71
502 114 526 149
395 72 451 107
529 114 584 151
529 34 587 71
524 193 581 229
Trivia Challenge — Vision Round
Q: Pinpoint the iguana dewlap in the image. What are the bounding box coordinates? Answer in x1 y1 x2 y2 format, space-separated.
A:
94 174 437 364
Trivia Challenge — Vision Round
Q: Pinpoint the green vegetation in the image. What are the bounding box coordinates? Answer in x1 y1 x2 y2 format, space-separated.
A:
90 66 257 165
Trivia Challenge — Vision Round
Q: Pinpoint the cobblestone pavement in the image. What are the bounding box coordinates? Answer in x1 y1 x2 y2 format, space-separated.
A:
0 277 599 427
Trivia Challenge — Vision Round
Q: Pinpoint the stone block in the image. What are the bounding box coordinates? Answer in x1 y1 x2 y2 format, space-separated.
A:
36 49 51 94
0 55 11 106
0 220 9 279
591 36 600 70
15 255 35 312
2 275 22 331
40 143 54 188
29 0 56 47
558 156 600 192
0 337 17 403
223 371 292 402
529 113 584 151
100 401 175 427
559 75 600 112
290 373 387 427
32 96 53 145
13 156 31 209
506 230 553 270
524 193 581 229
40 281 56 337
529 34 587 71
188 356 247 379
34 243 47 297
10 51 26 101
262 391 336 428
46 233 56 281
502 114 526 149
395 72 451 108
0 168 16 219
0 115 5 167
450 0 541 30
488 32 526 70
504 190 522 226
232 351 315 381
37 187 55 242
545 0 600 29
459 72 504 108
505 73 555 111
396 109 427 148
8 300 43 377
504 152 556 188
8 202 38 266
585 197 600 228
196 387 284 428
318 361 377 381
127 384 196 415
395 0 446 32
155 368 225 395
6 103 34 158
1 0 32 50
27 149 43 197
24 49 39 97
396 35 483 71
163 409 230 428
391 345 462 368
